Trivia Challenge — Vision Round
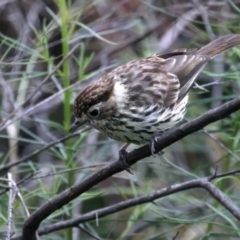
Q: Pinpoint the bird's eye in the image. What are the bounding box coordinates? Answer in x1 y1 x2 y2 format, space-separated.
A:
88 109 99 117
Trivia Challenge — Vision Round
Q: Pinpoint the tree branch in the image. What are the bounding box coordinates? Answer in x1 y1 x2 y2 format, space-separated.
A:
37 169 240 235
19 97 240 240
12 169 240 239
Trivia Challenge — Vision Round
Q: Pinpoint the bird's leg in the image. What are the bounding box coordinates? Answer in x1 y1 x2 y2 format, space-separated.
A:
118 143 133 174
149 137 165 156
149 137 157 156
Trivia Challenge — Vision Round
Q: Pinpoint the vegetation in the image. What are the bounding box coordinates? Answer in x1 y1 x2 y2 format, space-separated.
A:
0 0 240 239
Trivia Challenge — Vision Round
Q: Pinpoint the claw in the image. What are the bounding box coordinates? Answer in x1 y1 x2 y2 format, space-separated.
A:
119 148 133 174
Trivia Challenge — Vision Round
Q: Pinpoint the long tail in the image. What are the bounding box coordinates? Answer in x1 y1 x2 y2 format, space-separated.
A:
197 34 240 58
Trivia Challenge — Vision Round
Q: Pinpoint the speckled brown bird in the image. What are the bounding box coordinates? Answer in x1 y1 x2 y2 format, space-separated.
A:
70 34 240 172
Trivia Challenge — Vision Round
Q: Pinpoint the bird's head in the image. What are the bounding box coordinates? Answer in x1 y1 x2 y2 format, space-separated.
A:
69 75 117 133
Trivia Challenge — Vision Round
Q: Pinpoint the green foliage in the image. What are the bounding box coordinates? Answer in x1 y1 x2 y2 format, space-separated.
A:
0 0 240 240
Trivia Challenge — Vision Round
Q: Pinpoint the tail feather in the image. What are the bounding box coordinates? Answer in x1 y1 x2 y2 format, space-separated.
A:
197 34 240 58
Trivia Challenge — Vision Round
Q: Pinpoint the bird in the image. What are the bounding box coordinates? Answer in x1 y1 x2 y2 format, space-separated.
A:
70 34 240 173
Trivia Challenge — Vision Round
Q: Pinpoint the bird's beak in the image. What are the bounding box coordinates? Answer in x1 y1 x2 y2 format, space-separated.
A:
69 119 88 133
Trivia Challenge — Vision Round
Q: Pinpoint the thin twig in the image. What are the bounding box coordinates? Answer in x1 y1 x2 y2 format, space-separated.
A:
31 163 107 180
0 128 90 175
192 0 215 39
77 225 103 240
7 173 14 240
0 171 40 197
202 129 240 162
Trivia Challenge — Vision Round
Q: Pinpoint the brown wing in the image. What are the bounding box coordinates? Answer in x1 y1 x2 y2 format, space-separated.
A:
111 49 210 109
164 54 210 101
110 57 180 108
157 50 210 102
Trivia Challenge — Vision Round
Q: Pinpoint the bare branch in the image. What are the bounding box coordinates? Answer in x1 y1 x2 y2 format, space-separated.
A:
16 96 240 240
12 169 240 239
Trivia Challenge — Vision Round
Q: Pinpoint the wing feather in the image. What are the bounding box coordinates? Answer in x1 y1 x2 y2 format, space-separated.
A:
111 49 211 109
111 57 180 108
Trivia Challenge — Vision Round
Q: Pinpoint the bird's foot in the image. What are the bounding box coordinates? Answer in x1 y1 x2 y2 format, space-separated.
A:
118 148 133 174
149 137 165 156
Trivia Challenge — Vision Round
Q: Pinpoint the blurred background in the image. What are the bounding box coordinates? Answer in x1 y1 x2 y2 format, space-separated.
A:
0 0 240 239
